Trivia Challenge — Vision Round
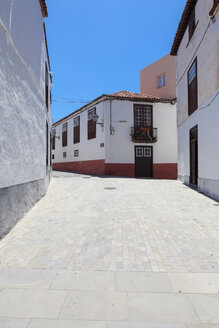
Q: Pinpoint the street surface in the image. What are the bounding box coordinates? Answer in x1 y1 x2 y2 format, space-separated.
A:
0 171 219 327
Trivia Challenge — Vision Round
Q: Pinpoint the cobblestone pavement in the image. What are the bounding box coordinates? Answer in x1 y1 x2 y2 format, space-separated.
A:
0 172 219 327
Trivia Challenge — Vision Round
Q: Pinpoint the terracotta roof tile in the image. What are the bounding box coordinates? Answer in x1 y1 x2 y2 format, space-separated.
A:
170 0 197 56
39 0 48 18
52 91 176 126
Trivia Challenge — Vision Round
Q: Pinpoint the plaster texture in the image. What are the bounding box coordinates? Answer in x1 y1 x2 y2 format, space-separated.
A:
0 0 52 237
0 172 218 326
175 0 219 200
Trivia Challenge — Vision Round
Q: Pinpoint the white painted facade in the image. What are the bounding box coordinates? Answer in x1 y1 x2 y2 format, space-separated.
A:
52 95 177 178
173 0 219 200
0 0 52 237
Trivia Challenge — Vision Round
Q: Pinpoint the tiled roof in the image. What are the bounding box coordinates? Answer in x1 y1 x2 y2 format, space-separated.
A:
52 91 175 126
209 0 219 17
170 0 197 56
108 90 173 102
39 0 48 18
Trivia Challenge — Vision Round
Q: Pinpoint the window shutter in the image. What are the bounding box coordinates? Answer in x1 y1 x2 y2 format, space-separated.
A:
88 108 96 140
188 59 198 115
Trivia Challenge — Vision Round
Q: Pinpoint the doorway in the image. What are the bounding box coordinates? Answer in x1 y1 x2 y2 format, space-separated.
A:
190 125 198 185
135 146 153 178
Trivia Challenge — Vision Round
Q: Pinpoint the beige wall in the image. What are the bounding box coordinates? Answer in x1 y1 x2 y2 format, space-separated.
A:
140 54 176 99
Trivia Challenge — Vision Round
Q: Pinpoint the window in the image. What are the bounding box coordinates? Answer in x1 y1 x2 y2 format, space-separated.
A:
52 154 55 159
144 147 152 157
45 62 49 110
46 122 49 166
88 108 96 140
62 122 68 147
136 147 143 157
188 58 198 115
134 105 152 127
52 129 56 150
74 116 80 144
74 149 79 157
157 74 166 88
188 8 196 41
63 152 67 158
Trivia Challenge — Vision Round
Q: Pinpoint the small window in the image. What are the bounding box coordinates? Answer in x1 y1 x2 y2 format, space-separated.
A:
144 147 152 157
62 122 68 147
45 62 49 110
88 108 96 140
188 58 198 115
63 152 67 158
52 129 56 150
157 74 166 88
74 116 80 144
188 8 196 41
52 154 55 159
136 147 143 157
74 150 79 157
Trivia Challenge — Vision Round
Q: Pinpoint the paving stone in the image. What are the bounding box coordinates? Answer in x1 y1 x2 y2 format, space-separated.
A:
51 270 115 291
0 289 66 318
188 294 219 324
107 323 187 328
128 293 199 323
168 273 219 293
0 269 57 289
116 272 173 292
0 318 30 328
28 319 106 328
59 291 128 321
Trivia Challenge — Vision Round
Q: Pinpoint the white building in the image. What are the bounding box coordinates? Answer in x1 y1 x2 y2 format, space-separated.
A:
0 0 52 238
171 0 219 200
52 91 177 179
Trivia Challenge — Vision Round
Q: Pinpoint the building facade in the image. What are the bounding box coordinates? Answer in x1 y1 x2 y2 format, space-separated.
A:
140 54 176 99
52 91 177 179
0 0 52 238
171 0 219 200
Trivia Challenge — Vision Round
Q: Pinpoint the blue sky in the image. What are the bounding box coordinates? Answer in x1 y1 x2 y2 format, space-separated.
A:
45 0 186 122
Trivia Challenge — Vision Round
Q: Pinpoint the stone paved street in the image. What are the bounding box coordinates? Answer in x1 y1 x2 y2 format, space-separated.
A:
0 171 219 327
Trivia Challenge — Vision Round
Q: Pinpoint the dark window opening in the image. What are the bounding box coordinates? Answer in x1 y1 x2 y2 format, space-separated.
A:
74 116 80 144
188 58 198 115
46 122 49 166
52 129 56 150
63 152 67 158
62 122 68 147
74 149 79 157
189 8 196 41
52 154 55 160
88 108 96 140
45 62 49 110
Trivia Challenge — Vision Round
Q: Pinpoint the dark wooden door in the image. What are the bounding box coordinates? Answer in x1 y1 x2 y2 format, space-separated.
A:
190 125 198 185
135 146 153 178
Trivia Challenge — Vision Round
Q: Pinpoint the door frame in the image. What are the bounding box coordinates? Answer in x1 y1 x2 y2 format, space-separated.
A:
135 145 153 178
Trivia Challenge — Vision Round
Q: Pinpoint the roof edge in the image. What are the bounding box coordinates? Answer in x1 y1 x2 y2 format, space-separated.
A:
39 0 48 18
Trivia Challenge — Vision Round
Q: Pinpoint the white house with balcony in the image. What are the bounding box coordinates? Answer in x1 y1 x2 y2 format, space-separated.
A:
52 91 177 179
171 0 219 200
0 0 52 238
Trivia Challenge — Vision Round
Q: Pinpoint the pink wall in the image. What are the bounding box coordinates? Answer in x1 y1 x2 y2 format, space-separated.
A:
140 54 176 99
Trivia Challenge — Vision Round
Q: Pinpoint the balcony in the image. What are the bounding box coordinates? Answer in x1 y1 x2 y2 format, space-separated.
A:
130 127 158 143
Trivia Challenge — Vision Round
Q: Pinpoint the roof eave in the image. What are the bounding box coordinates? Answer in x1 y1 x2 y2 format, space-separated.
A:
39 0 48 18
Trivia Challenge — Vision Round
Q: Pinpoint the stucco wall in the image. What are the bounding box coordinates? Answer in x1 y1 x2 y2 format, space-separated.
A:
176 0 219 200
52 101 105 164
105 100 177 165
176 0 219 126
0 0 52 189
140 54 176 99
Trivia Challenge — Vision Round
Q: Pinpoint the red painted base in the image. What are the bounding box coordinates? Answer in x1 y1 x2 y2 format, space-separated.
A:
105 163 135 177
53 159 105 175
153 163 177 180
53 161 177 180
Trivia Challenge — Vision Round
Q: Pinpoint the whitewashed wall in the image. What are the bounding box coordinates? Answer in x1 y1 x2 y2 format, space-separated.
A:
0 0 52 189
176 0 219 199
52 101 105 163
104 100 177 165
